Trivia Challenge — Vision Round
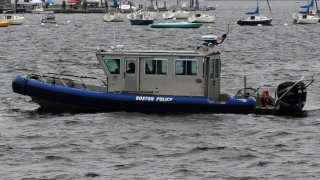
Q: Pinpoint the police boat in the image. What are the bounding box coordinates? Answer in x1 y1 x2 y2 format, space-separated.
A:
12 33 314 114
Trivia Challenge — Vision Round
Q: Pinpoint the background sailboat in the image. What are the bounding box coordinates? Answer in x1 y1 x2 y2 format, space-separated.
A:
237 0 272 26
162 0 190 19
103 0 124 22
129 9 154 25
292 0 320 24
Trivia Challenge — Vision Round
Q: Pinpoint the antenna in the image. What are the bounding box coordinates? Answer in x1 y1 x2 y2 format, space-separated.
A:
226 24 230 35
216 24 229 45
112 25 116 46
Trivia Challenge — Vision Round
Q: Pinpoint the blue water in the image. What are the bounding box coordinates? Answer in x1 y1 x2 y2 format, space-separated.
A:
1 1 320 179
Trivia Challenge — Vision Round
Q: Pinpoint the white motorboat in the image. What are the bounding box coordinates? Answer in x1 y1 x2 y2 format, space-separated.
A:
292 0 319 24
31 3 53 14
120 4 137 11
6 15 25 25
0 14 25 25
188 13 215 23
103 11 124 22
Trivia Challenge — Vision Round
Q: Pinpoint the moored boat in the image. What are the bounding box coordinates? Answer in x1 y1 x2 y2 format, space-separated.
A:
0 14 25 25
188 13 215 23
292 0 319 24
162 10 190 19
31 3 54 14
0 20 10 27
293 13 320 24
128 10 154 25
172 10 190 19
12 32 314 115
41 13 57 23
162 10 175 19
149 22 203 28
237 16 272 26
237 0 273 26
103 11 124 22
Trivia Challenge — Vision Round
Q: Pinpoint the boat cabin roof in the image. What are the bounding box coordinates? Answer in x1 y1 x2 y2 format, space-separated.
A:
97 48 220 57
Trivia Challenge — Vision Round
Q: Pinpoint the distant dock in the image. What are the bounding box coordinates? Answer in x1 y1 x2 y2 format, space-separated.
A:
2 5 215 14
40 7 107 14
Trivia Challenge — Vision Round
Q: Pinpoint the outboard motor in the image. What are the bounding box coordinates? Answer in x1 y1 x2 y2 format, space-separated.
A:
277 81 307 113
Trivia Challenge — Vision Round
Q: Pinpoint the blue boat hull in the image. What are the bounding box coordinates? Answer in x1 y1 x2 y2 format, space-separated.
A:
12 75 257 114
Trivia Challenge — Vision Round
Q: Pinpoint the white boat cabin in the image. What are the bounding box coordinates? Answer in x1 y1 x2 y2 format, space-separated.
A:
96 39 224 101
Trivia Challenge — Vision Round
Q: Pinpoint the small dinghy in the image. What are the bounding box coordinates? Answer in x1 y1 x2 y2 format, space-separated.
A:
149 22 203 28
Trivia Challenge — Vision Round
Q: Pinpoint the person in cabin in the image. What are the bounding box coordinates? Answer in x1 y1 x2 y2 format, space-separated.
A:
127 62 135 73
145 63 152 74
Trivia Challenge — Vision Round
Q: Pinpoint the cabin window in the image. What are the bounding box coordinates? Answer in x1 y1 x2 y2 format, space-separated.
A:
145 59 167 75
210 59 220 78
214 59 221 78
175 59 197 75
104 59 120 74
24 0 29 2
126 59 136 74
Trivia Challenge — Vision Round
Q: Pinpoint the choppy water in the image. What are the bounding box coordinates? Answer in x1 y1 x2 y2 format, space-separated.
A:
1 1 320 179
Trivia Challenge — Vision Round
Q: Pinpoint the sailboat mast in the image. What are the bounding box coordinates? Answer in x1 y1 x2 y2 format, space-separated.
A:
314 0 318 12
256 0 259 15
266 0 272 17
14 0 17 13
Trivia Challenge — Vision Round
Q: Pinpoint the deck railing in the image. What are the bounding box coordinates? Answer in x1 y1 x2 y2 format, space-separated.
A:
28 73 108 91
